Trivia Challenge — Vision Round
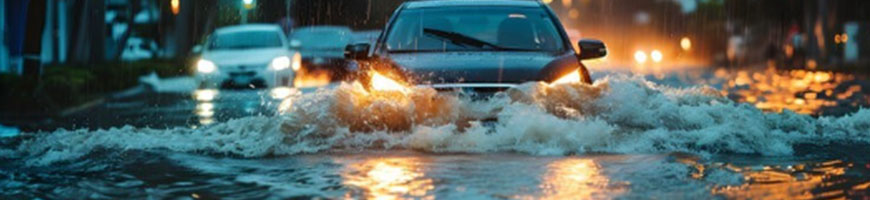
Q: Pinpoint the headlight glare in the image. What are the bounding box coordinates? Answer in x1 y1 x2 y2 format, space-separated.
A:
550 69 581 86
197 59 216 73
271 56 291 70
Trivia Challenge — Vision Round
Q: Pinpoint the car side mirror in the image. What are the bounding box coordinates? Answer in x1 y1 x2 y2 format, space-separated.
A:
577 39 607 60
344 43 371 60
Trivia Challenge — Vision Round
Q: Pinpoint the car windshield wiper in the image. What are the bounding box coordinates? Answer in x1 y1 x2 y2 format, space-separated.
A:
423 28 514 50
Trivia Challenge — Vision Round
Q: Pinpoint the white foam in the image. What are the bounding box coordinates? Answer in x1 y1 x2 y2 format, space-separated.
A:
9 75 870 165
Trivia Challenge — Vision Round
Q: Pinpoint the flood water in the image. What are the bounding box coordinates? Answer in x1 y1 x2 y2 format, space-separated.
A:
2 66 870 199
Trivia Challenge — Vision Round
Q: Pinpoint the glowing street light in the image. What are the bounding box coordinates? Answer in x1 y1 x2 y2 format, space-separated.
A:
243 0 255 9
680 37 692 51
170 0 180 15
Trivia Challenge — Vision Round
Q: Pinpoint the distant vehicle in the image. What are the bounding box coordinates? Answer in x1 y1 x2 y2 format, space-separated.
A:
195 24 297 89
289 26 354 81
120 37 159 61
345 0 605 94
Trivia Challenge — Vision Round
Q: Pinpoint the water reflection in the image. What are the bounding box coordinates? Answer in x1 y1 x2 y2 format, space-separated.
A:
525 158 625 199
711 160 870 199
193 89 218 125
342 158 434 200
716 68 863 114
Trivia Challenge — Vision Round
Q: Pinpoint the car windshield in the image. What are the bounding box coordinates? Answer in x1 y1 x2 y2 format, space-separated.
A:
291 28 351 49
209 30 283 50
386 7 565 52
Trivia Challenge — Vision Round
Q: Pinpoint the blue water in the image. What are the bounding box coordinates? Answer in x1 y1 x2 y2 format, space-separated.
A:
2 69 870 199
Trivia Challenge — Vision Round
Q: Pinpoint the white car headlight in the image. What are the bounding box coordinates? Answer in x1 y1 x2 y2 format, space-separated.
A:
197 59 216 73
270 56 291 70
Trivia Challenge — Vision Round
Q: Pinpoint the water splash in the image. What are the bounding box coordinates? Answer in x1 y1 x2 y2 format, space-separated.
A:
5 75 870 166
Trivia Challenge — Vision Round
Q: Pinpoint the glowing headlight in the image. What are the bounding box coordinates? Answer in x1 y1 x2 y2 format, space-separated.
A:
650 50 663 63
270 56 291 70
197 59 216 73
370 71 408 92
550 69 581 86
634 51 647 64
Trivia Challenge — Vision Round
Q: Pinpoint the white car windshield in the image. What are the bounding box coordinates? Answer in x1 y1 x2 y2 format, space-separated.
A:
209 30 283 50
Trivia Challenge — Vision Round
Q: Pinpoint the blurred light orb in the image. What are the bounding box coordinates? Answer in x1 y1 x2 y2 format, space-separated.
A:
270 56 291 70
650 50 663 63
170 0 180 15
292 52 302 71
568 9 580 19
634 51 647 64
680 37 692 51
542 0 553 4
197 59 216 73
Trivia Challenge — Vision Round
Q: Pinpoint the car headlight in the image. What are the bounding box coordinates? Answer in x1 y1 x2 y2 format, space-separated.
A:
270 56 291 70
550 69 581 85
197 59 216 73
369 71 408 93
634 51 647 64
650 50 663 63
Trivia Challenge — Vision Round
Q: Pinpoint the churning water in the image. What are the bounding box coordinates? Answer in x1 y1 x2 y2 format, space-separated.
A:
2 73 870 199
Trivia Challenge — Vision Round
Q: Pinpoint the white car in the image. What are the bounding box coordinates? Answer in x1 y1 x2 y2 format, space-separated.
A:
195 24 298 89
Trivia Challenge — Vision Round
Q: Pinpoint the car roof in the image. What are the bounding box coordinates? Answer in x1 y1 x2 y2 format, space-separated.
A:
293 26 353 33
404 0 542 9
214 24 284 35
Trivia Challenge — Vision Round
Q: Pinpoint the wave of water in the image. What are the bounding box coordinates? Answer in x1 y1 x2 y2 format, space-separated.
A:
4 75 870 166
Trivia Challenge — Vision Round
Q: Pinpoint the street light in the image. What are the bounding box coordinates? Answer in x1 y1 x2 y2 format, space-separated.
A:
243 0 255 9
680 37 692 51
170 0 180 15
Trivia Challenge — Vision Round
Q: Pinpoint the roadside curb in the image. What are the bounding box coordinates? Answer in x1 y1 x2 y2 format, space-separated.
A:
58 84 152 117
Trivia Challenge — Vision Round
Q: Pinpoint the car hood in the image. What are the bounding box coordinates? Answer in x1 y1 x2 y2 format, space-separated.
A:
298 48 345 59
387 52 578 84
203 48 291 66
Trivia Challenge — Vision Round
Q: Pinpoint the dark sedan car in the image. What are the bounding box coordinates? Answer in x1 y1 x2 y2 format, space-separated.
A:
289 26 355 82
345 0 606 93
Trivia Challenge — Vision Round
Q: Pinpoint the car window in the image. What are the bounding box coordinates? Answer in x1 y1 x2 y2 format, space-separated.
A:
290 29 351 49
386 7 564 52
208 30 283 50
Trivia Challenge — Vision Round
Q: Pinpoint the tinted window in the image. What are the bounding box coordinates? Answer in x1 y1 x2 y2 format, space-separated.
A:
290 28 351 49
209 31 283 50
386 7 565 52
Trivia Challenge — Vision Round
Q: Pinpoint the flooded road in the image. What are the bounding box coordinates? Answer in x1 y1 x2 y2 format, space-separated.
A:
2 66 870 199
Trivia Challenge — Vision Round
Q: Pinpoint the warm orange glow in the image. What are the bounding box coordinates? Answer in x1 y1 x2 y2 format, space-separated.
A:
633 51 647 64
370 71 408 92
293 69 331 88
291 52 302 71
551 69 581 86
841 34 849 43
170 0 180 15
519 159 623 199
680 37 692 51
561 0 572 7
650 50 663 63
713 160 850 199
342 158 434 199
568 9 580 19
720 69 854 114
542 0 554 4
